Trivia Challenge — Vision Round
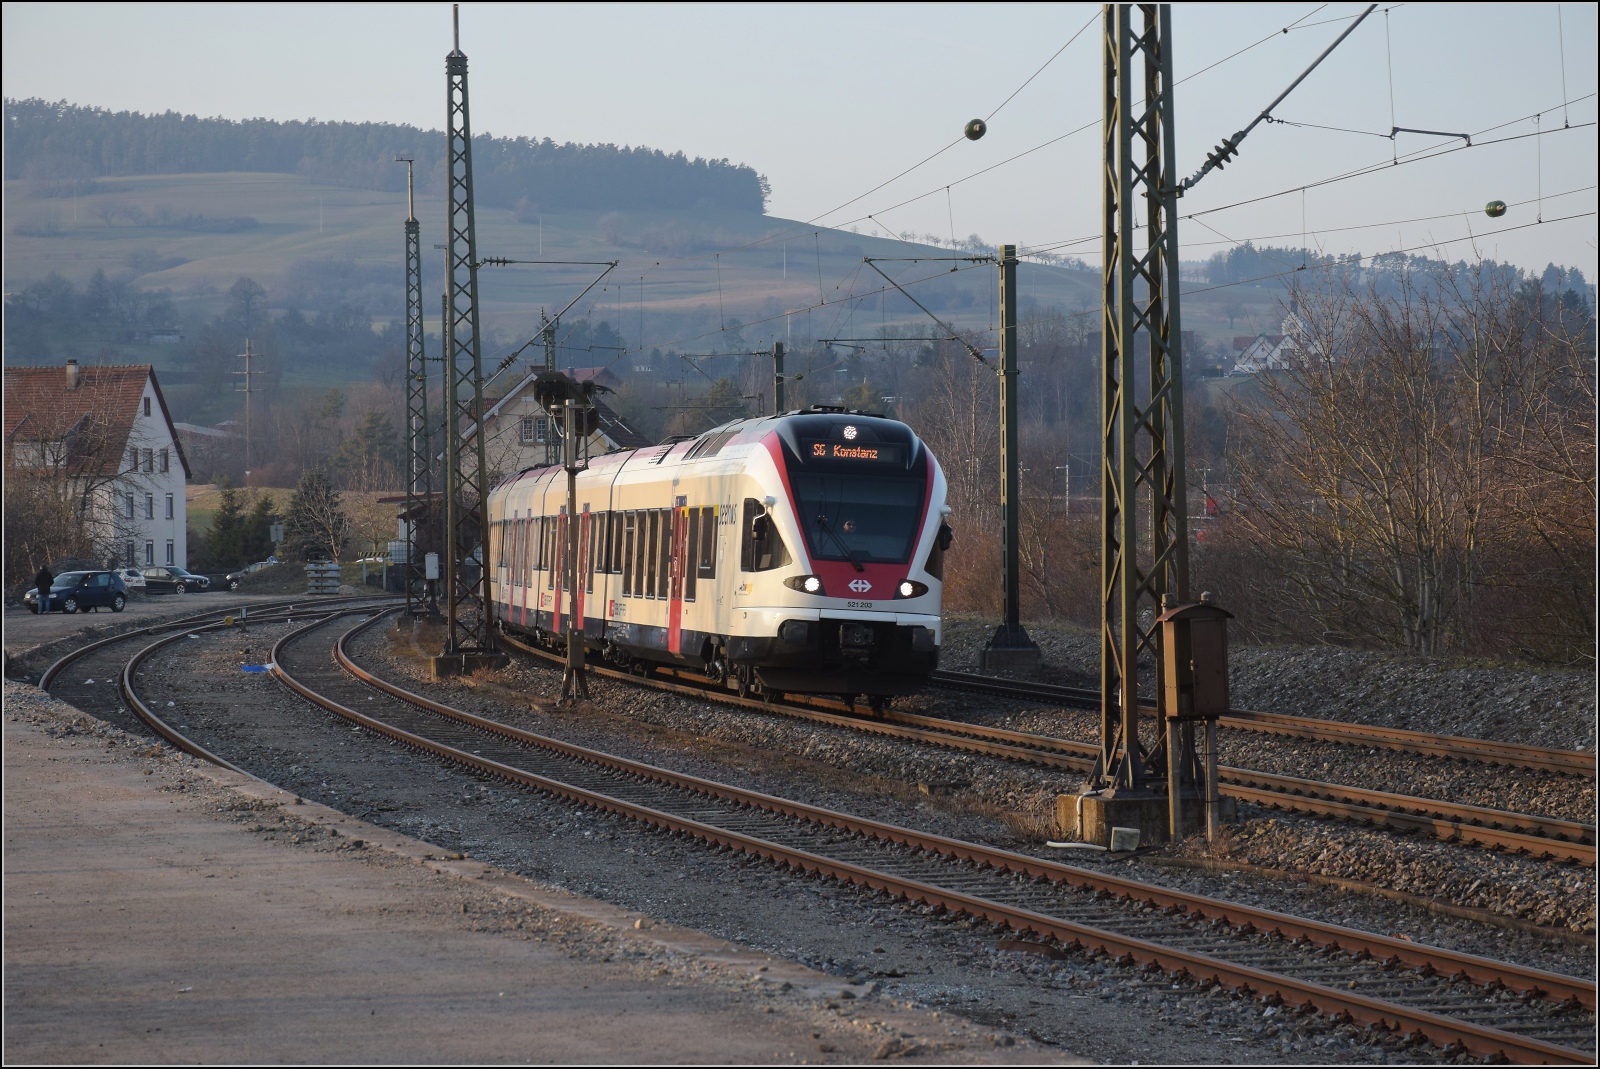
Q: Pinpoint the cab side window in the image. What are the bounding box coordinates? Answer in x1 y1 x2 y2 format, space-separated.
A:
740 499 792 572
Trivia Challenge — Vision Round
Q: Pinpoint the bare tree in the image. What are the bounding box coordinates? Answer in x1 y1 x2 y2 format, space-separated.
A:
1224 265 1595 660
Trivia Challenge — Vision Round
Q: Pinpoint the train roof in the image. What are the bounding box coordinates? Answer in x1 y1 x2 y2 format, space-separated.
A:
494 407 923 492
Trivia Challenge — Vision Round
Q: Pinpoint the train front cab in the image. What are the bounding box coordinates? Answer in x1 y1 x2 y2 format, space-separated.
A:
732 413 946 698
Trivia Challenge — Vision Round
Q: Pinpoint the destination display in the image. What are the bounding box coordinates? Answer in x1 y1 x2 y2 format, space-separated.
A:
802 439 906 464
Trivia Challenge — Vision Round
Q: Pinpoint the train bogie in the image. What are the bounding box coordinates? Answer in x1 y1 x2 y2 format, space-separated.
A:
487 408 949 699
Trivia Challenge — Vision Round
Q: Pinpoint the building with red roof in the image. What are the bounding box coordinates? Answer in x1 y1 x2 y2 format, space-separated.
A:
5 360 191 569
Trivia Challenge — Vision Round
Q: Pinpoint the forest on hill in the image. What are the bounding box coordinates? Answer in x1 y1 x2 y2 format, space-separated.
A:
3 98 769 213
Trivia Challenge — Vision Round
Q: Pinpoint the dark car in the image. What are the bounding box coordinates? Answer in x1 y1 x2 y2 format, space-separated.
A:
25 570 129 614
225 560 275 590
141 566 209 594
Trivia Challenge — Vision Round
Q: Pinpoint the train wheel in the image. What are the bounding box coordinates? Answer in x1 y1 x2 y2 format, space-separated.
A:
868 695 888 716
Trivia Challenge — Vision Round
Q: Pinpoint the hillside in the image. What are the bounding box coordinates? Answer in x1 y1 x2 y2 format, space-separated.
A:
2 169 1301 359
4 98 766 213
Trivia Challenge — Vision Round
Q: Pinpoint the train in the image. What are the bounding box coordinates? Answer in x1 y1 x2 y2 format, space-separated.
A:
485 406 952 702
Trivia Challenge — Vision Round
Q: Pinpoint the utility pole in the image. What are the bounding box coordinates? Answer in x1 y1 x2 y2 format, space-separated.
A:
234 339 256 480
437 3 503 675
772 342 786 414
559 397 594 702
980 245 1040 672
398 155 431 617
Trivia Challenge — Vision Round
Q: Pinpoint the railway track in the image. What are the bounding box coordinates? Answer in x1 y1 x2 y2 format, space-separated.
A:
40 595 399 763
494 632 1596 865
930 670 1597 779
233 609 1593 1064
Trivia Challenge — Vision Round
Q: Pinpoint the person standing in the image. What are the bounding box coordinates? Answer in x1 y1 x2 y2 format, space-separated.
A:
33 563 54 614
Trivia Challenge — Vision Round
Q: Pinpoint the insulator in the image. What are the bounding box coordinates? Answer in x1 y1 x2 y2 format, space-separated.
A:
1485 200 1507 218
964 118 987 141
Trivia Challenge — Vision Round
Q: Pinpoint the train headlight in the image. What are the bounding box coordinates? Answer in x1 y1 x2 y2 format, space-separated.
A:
895 580 928 599
785 574 824 595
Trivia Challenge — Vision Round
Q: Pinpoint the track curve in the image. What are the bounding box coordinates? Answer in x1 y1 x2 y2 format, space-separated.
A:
254 610 1594 1064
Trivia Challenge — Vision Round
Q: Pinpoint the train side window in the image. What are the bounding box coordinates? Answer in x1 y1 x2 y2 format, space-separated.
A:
532 517 543 572
684 508 700 602
741 499 792 572
611 510 625 574
697 506 717 580
508 517 517 586
517 517 528 587
656 509 671 599
546 517 557 590
644 511 659 598
623 512 636 596
585 512 597 594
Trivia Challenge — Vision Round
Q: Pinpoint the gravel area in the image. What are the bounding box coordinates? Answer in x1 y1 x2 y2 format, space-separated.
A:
4 682 1052 1065
939 616 1598 753
31 612 1596 1063
905 692 1595 828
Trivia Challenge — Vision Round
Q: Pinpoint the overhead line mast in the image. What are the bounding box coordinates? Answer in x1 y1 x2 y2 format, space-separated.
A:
438 3 502 674
397 155 433 618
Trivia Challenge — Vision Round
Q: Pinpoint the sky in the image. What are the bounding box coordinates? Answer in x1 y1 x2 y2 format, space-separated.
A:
4 2 1596 279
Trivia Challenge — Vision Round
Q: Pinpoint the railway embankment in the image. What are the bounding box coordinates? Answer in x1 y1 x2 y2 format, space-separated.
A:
940 616 1597 751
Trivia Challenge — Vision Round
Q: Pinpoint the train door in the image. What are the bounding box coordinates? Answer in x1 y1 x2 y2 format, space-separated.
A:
667 497 690 655
574 507 591 640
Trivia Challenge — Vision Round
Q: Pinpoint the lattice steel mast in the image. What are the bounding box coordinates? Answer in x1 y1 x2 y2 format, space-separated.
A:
442 4 495 657
1096 3 1190 793
397 155 432 615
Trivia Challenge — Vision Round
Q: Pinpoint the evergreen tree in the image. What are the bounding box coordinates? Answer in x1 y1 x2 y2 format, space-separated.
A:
206 480 246 568
334 409 399 490
282 470 349 562
242 493 278 562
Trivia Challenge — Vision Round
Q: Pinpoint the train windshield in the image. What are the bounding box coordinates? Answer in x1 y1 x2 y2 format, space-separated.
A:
790 473 925 564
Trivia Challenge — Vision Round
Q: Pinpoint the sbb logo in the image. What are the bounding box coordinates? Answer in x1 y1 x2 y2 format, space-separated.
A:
848 579 872 593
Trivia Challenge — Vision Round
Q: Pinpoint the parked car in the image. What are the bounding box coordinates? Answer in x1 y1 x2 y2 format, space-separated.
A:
25 570 129 614
224 560 275 590
168 566 213 592
141 565 209 594
117 567 147 591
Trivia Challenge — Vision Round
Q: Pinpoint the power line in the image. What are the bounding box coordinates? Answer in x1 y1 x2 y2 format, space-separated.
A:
1183 105 1596 222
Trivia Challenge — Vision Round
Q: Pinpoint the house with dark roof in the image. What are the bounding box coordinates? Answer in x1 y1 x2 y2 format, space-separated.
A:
464 368 653 482
4 360 191 568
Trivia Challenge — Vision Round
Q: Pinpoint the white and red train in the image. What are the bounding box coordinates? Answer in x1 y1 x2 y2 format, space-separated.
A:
485 407 951 699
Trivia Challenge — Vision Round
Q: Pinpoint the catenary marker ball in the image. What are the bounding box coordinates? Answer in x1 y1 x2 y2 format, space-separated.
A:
964 119 987 141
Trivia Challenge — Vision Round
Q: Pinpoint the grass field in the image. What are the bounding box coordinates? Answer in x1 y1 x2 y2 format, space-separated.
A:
185 483 403 558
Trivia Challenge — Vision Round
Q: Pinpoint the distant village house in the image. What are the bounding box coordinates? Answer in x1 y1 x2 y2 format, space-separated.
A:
4 360 190 568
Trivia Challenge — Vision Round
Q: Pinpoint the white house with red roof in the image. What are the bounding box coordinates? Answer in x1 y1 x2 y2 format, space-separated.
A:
4 360 190 568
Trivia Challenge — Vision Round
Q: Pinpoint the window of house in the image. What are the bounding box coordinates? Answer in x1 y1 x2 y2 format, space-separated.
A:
165 540 174 565
142 449 153 472
125 542 135 567
128 447 138 472
143 397 152 417
165 494 174 520
145 494 154 520
126 494 136 520
144 541 154 566
159 448 169 473
536 417 549 443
